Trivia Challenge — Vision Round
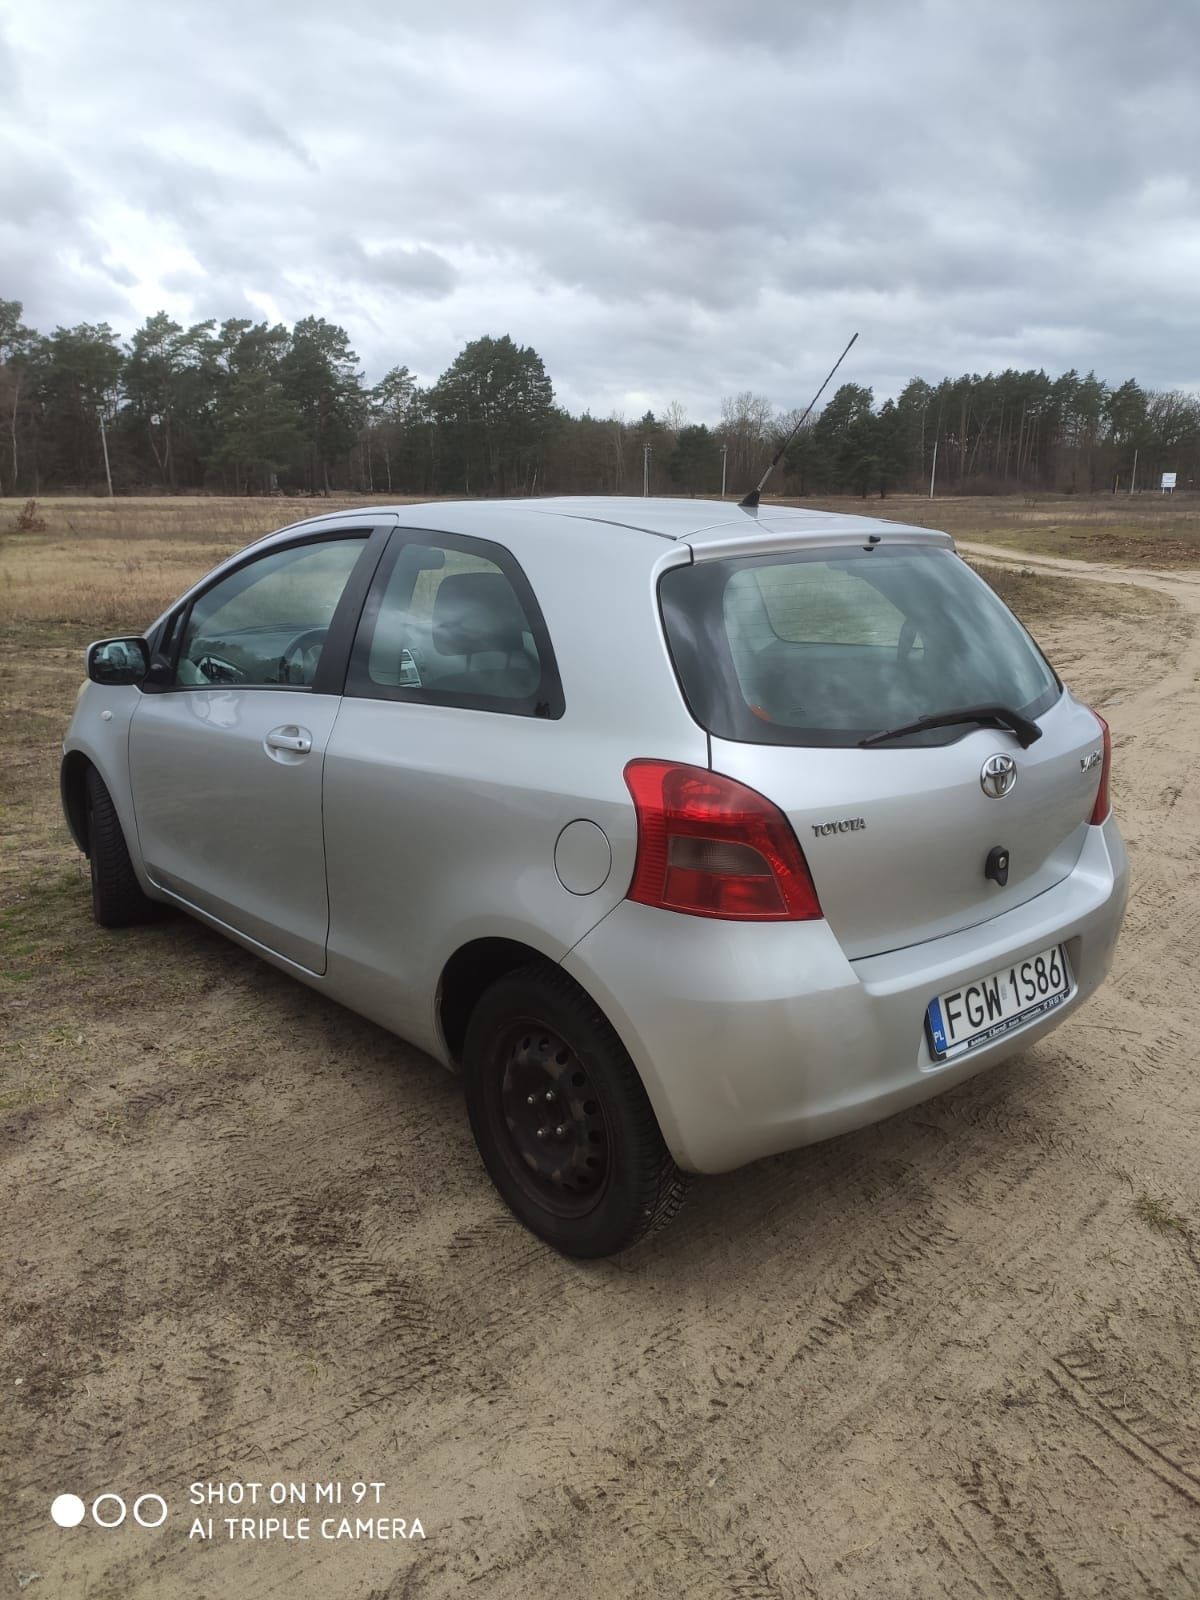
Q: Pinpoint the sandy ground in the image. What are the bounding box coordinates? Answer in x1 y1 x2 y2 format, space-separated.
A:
2 543 1200 1598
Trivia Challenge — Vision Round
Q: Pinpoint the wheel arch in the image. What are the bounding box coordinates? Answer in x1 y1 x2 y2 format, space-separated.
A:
436 933 686 1159
60 749 95 853
437 936 559 1066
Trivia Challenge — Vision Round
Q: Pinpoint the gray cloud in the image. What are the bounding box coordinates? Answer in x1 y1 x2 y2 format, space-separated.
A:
1 0 1198 413
331 239 458 296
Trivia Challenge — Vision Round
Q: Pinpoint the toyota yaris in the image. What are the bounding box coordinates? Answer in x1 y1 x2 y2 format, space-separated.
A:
62 498 1128 1255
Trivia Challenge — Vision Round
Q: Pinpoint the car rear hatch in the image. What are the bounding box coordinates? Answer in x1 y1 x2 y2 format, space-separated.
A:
658 533 1108 960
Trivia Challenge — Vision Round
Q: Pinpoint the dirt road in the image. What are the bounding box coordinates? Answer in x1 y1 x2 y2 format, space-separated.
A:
2 547 1199 1598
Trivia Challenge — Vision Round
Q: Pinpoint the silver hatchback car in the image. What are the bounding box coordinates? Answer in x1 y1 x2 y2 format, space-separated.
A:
63 498 1127 1255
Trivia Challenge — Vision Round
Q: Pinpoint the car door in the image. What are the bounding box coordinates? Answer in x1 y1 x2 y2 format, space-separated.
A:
127 524 389 973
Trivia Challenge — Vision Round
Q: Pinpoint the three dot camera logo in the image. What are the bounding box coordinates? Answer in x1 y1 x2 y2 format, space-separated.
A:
51 1491 168 1530
50 1481 427 1545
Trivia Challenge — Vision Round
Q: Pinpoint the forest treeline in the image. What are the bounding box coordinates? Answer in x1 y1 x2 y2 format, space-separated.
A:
1 298 1197 501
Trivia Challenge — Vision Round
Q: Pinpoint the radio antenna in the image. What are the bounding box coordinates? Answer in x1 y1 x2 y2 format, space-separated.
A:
739 331 859 509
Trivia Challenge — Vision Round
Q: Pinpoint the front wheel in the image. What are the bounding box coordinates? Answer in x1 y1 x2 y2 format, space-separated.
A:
85 767 157 928
462 965 687 1257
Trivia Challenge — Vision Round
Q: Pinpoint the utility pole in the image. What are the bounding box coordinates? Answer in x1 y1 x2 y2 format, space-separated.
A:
1129 447 1137 495
643 443 651 497
720 444 728 499
98 409 114 498
928 438 938 500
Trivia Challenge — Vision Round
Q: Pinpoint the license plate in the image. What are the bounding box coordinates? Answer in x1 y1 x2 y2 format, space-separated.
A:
926 943 1071 1060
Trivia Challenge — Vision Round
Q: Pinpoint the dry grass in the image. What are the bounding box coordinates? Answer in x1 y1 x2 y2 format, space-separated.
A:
0 492 423 543
1133 1191 1193 1238
0 494 422 642
4 489 1189 647
0 536 235 639
962 560 1067 623
4 490 1198 640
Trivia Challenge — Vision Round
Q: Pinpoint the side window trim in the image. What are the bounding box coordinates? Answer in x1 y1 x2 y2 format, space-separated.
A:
312 524 394 695
146 524 392 695
345 526 565 719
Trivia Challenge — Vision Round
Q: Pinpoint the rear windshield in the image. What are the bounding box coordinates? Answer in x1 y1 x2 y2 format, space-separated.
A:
658 545 1060 748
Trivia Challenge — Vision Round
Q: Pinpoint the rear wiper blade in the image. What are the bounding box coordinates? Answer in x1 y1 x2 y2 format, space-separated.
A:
859 703 1043 749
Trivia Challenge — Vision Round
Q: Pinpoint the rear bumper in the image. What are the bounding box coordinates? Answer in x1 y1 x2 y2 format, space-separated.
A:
562 814 1128 1173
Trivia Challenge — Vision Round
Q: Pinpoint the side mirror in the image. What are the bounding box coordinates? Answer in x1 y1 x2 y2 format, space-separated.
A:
87 637 150 687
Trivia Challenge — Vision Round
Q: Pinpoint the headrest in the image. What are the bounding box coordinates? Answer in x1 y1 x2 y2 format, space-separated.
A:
432 571 527 657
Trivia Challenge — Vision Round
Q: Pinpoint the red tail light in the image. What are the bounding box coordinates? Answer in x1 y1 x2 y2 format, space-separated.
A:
623 760 823 921
1088 710 1112 825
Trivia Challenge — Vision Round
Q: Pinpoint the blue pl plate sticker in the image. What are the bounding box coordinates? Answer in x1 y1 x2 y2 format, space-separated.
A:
927 997 948 1055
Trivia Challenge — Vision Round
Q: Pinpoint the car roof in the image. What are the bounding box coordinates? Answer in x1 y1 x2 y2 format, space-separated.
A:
273 496 953 559
150 496 955 639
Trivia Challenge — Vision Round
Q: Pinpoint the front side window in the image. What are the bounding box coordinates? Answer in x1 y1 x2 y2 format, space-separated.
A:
347 532 563 717
660 545 1060 747
173 536 368 688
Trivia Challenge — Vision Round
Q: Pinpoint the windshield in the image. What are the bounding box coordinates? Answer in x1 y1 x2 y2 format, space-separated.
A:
659 545 1060 748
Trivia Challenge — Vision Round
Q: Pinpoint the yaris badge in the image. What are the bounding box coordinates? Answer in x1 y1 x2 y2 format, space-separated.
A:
980 753 1018 798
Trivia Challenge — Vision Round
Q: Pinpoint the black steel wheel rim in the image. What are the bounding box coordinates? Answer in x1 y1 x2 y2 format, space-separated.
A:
492 1019 610 1218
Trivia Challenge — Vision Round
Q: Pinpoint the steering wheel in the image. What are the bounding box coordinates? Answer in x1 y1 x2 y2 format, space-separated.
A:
897 618 920 664
279 627 329 686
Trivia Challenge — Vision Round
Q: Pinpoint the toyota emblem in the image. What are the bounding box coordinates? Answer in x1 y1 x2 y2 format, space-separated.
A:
980 753 1018 798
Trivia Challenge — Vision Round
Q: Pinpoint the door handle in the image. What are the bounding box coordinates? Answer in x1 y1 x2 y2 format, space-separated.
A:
265 726 313 754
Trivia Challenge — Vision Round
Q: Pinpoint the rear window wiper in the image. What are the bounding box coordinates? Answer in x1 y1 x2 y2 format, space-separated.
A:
859 703 1043 749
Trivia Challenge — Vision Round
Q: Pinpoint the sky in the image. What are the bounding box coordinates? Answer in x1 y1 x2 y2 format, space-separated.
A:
2 0 1198 422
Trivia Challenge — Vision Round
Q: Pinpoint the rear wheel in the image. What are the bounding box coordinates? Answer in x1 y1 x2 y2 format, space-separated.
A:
85 767 156 927
462 965 687 1257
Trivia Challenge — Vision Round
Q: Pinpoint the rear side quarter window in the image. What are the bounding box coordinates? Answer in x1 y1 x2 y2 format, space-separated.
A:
346 529 564 719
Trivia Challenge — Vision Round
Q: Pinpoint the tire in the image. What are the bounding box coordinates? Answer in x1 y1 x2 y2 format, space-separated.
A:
85 767 157 928
462 963 687 1257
